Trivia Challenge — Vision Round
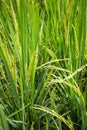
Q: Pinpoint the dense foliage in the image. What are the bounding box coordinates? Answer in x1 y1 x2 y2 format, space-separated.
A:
0 0 87 130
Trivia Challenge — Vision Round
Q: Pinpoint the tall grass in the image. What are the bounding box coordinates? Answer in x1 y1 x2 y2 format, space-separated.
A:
0 0 87 130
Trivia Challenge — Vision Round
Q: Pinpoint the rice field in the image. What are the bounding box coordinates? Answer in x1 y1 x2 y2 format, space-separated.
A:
0 0 87 130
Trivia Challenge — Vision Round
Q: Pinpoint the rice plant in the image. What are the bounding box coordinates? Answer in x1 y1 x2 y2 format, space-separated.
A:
0 0 87 130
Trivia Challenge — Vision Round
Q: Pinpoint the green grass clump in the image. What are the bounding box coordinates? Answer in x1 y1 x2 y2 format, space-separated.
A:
0 0 87 130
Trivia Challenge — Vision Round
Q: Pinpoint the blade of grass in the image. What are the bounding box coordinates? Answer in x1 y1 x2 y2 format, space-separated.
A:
0 104 9 130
